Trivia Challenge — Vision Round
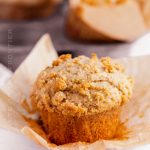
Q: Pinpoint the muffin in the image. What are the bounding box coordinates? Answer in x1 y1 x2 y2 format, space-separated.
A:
0 0 61 20
30 54 133 145
136 0 150 28
66 0 146 42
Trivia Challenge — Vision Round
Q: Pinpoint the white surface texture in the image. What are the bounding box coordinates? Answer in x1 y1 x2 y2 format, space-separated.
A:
0 64 12 87
0 128 46 150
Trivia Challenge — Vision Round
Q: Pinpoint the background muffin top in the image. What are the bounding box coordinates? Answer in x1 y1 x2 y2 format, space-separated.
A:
31 54 133 116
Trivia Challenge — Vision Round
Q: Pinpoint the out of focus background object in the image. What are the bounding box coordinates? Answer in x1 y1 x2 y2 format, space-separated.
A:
0 0 149 71
136 0 150 28
0 0 62 20
66 0 147 42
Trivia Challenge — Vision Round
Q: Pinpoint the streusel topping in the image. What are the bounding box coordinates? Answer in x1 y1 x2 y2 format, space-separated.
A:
31 54 133 116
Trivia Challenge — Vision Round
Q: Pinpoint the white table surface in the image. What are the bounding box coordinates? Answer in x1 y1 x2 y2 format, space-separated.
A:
0 33 150 150
0 128 46 150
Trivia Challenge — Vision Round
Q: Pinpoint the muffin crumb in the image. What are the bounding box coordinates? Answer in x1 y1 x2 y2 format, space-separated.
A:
52 54 72 66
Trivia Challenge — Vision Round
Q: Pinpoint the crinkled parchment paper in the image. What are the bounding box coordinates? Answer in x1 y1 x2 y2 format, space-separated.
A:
0 34 150 150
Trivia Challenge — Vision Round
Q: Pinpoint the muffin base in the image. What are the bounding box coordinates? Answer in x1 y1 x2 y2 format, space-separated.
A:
40 107 120 145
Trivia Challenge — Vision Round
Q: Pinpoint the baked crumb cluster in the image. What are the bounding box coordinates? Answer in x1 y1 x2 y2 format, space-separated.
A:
81 0 127 6
31 54 133 116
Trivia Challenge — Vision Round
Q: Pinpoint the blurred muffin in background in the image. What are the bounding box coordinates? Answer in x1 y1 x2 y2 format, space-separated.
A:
135 0 150 28
66 0 146 42
0 0 62 20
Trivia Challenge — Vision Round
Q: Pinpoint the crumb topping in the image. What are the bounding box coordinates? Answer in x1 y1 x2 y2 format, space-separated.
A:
31 54 133 116
81 0 127 6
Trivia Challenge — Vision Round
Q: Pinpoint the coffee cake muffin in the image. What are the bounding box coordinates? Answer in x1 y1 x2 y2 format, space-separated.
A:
30 54 133 145
0 0 61 20
66 0 146 42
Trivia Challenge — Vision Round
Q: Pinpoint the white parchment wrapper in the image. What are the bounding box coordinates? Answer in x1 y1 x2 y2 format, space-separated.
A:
0 34 150 150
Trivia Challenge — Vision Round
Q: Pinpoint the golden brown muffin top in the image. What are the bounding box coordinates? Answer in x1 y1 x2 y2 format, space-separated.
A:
31 54 133 116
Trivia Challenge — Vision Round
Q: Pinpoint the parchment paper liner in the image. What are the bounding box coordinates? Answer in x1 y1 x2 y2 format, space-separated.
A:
0 34 150 150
